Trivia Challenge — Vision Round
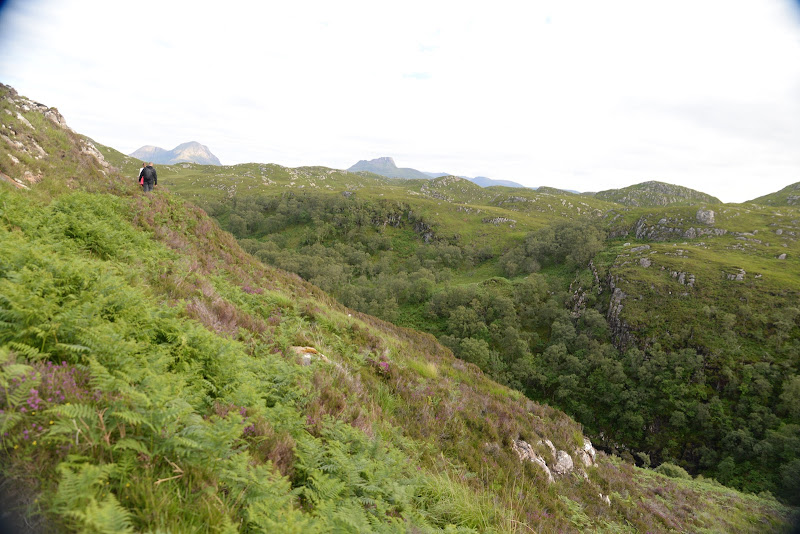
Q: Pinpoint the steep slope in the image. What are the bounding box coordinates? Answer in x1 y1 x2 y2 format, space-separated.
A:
593 180 722 206
105 138 800 501
749 181 800 206
130 141 222 166
2 87 796 532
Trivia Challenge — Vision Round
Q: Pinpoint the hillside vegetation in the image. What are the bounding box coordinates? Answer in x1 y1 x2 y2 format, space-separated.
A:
591 181 722 207
105 122 800 507
1 83 797 532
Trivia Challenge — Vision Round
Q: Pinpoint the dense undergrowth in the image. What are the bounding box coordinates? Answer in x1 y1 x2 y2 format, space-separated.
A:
1 83 797 532
160 185 800 503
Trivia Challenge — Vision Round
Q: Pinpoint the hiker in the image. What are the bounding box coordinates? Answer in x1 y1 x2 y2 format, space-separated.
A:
137 163 146 188
141 162 157 192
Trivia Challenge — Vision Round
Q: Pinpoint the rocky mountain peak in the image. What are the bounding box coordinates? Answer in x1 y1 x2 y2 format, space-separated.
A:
129 141 221 166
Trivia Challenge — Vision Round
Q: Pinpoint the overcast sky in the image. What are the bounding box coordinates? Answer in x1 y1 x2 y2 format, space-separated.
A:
1 0 799 202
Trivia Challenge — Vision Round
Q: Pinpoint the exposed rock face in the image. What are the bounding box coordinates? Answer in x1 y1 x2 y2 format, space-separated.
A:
1 82 108 179
640 258 652 268
576 438 597 467
552 450 574 475
696 209 715 225
633 216 727 241
512 439 554 483
778 253 787 260
606 276 636 351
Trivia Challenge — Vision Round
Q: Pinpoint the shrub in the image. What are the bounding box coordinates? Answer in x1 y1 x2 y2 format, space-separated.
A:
654 462 692 480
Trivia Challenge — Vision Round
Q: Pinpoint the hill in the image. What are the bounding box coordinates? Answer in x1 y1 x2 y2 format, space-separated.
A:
749 181 800 206
129 141 222 166
466 176 527 188
425 172 528 189
348 156 430 180
110 138 800 505
349 157 528 188
2 86 797 532
592 180 722 206
102 130 800 503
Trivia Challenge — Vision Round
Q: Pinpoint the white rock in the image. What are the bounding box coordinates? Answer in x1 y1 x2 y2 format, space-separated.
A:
696 209 715 225
552 450 574 475
576 438 597 467
512 439 554 484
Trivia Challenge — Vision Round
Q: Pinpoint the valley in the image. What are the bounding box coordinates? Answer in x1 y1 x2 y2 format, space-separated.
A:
0 82 797 532
102 142 800 506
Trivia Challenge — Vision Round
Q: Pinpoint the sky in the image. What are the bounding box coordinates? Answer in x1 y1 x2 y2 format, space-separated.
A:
1 0 799 202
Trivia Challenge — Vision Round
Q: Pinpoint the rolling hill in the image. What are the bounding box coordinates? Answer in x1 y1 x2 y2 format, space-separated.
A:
1 82 798 532
591 180 722 206
99 120 800 506
749 181 800 206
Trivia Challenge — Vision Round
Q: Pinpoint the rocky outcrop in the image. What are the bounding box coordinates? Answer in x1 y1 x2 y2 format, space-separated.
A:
606 276 636 351
413 220 436 243
633 216 727 241
576 438 597 467
512 439 554 483
2 83 109 179
725 269 746 282
552 450 574 475
696 208 715 225
671 271 695 287
482 217 516 225
511 437 595 484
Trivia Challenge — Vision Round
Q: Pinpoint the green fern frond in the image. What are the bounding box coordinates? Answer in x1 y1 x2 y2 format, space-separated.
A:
54 342 91 355
109 409 146 426
83 493 134 534
6 341 44 360
48 403 97 421
112 438 150 455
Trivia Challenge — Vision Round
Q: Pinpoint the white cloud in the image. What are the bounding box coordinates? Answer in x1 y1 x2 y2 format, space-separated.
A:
1 0 799 202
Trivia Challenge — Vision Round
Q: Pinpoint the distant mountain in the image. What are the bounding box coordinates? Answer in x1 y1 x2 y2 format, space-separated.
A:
347 157 430 180
465 176 526 188
748 181 800 206
350 157 527 188
129 141 221 166
591 180 720 207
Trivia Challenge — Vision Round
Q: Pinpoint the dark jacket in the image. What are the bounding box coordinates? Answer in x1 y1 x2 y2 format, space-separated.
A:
142 165 157 185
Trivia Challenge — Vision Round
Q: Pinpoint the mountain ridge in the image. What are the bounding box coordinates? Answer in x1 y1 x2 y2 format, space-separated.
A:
129 141 221 166
349 156 528 188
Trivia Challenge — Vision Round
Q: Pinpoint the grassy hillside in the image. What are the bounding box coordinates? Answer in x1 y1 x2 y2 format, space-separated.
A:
591 181 722 206
106 122 800 505
2 84 798 532
749 181 800 206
